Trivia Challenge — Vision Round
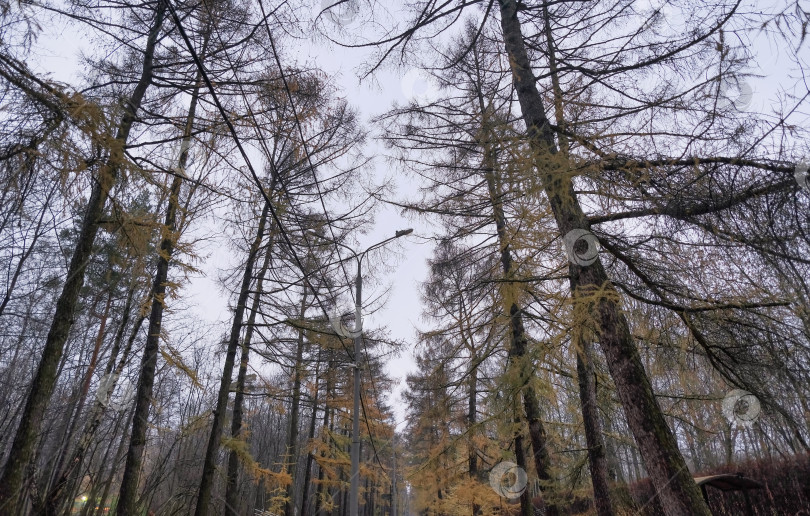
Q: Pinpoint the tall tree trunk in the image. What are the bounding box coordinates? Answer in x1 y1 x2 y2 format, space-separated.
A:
284 292 308 516
49 287 144 514
42 291 113 515
601 406 624 483
363 478 370 516
497 1 710 514
314 358 335 516
0 3 166 512
254 478 266 516
575 340 615 516
513 425 532 516
468 365 478 478
194 201 271 516
630 445 643 481
467 356 479 489
299 351 322 516
116 25 203 511
477 98 559 513
88 413 131 516
539 2 616 512
456 292 480 497
224 221 275 515
80 292 114 399
507 304 558 515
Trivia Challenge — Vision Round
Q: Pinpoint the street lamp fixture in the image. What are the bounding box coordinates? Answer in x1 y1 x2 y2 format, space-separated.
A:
318 228 412 516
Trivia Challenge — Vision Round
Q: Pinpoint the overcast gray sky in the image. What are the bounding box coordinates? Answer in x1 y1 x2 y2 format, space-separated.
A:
27 0 809 430
28 0 436 429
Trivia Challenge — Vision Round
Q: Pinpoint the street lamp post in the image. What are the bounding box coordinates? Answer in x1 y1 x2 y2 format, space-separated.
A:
350 257 362 516
325 229 412 516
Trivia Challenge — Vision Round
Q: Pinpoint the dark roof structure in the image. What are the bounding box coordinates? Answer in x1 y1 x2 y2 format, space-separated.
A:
694 473 763 515
694 474 764 491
